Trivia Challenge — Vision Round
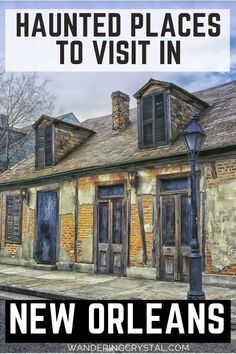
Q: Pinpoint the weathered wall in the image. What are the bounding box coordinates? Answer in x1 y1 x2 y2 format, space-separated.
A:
0 189 35 263
77 177 95 263
55 126 91 164
206 159 236 274
130 165 191 269
0 159 235 278
170 95 196 141
111 91 130 131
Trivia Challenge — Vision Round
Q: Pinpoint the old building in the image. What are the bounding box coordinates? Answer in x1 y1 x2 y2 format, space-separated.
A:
0 78 235 284
0 112 79 171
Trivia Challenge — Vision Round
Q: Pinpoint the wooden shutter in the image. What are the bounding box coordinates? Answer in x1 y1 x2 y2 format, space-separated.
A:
142 96 154 146
154 93 166 145
141 93 166 148
36 127 45 168
5 195 22 244
36 124 53 168
45 125 53 166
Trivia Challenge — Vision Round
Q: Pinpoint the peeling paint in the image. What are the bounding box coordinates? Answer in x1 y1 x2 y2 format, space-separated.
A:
59 246 71 262
79 236 93 263
206 180 236 271
60 181 76 215
29 189 36 210
131 189 137 204
134 250 144 265
98 174 111 182
79 182 94 205
144 224 154 233
138 173 156 195
16 234 34 260
29 183 60 210
156 165 190 175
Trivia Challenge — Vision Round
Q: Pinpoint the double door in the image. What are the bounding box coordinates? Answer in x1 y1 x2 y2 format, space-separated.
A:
160 192 192 281
97 198 126 275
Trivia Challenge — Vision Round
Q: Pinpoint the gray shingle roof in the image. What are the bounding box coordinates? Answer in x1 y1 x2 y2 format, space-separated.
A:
0 80 236 186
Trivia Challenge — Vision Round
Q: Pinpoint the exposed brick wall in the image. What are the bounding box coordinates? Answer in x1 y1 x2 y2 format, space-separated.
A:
1 198 6 247
111 91 130 131
142 196 153 265
130 203 143 266
221 265 236 274
205 243 213 273
207 159 236 188
78 204 93 262
22 200 28 239
29 209 35 240
205 159 236 275
60 214 75 262
5 244 18 255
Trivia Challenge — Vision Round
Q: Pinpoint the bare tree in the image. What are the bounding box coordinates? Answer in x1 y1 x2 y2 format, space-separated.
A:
0 72 55 169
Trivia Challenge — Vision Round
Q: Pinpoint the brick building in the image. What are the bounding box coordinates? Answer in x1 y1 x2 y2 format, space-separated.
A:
0 78 235 283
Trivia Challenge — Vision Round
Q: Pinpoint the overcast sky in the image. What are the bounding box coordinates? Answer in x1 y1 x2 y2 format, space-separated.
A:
0 0 236 121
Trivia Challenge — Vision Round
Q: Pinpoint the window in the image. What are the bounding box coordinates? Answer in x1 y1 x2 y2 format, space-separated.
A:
36 124 53 168
162 178 188 192
5 195 22 244
98 184 124 198
141 93 167 148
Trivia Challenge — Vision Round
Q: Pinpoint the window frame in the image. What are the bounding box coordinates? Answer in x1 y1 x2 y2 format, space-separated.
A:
35 123 55 169
138 91 169 149
97 183 125 199
5 194 23 244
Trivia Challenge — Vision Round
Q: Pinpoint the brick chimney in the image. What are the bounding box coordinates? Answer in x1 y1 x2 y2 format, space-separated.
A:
111 91 130 131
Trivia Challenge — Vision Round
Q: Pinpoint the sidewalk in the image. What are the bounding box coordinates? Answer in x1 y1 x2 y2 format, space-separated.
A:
0 264 235 327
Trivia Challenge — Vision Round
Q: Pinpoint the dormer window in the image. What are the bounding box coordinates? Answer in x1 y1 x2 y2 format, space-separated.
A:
141 93 167 148
36 124 53 168
33 114 95 170
134 78 209 151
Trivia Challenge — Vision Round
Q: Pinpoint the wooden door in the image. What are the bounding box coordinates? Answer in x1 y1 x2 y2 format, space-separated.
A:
160 191 191 281
110 199 125 274
97 193 125 275
35 191 58 264
179 194 192 281
160 195 178 281
97 201 109 273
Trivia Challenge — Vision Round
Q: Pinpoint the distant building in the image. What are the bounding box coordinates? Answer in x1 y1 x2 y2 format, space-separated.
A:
0 79 235 285
0 113 79 171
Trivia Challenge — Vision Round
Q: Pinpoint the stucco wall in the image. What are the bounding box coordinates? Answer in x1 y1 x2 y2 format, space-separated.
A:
206 159 236 273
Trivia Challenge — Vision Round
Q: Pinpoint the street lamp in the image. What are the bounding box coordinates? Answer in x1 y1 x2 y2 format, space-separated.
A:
182 112 206 300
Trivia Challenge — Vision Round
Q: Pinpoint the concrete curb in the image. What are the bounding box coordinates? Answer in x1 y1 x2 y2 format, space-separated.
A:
0 284 86 300
0 283 236 331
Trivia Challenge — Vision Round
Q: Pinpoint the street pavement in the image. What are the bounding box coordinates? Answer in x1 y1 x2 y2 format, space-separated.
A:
0 264 235 353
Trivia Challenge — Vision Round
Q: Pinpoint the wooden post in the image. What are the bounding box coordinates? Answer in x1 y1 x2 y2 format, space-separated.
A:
137 196 147 265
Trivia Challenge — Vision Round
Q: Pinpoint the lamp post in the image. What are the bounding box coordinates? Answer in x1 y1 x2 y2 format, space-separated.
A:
182 112 206 300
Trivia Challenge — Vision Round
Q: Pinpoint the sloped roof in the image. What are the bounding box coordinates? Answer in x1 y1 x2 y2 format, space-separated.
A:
32 114 94 134
134 78 209 110
56 112 80 126
0 79 236 186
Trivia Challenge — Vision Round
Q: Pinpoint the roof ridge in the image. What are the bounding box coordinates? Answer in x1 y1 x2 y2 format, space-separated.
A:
194 79 236 95
81 107 137 125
